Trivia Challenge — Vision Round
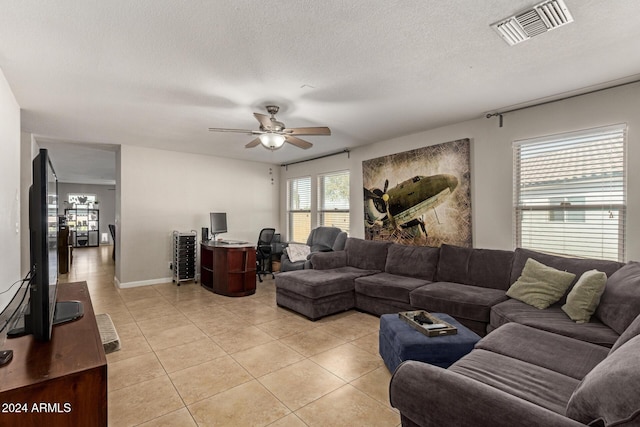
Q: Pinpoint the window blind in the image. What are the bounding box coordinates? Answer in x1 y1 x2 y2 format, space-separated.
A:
513 124 626 261
318 171 350 234
287 176 311 242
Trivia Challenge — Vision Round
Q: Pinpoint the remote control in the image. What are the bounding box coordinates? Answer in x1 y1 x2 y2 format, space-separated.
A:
413 313 433 325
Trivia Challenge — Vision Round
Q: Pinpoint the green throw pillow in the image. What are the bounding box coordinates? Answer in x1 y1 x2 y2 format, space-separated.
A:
506 258 576 309
562 270 607 323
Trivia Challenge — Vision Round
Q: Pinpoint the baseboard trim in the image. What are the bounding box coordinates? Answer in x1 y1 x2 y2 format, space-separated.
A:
116 277 173 289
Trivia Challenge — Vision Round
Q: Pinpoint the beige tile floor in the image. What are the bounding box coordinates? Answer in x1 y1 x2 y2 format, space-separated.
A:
59 246 400 427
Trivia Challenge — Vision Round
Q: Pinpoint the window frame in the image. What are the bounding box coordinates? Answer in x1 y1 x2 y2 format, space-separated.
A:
513 123 627 262
317 170 350 235
286 176 312 243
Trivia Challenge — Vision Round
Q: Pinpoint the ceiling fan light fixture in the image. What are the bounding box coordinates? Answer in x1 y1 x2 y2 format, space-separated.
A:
259 133 286 150
209 105 329 150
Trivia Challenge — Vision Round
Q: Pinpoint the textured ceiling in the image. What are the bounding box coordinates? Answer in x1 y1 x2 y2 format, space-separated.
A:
1 1 639 183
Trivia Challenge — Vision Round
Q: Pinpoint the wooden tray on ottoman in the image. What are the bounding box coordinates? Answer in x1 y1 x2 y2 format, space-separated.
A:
399 311 458 337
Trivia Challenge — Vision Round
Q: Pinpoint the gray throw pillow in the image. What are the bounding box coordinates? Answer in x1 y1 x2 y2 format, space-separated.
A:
506 258 576 309
566 334 640 426
595 261 640 335
561 270 607 323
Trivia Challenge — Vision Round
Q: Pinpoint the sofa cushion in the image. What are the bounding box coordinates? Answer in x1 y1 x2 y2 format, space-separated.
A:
436 244 515 290
491 299 620 347
355 293 413 316
355 273 430 304
410 282 508 323
595 261 640 335
345 238 392 271
310 251 347 270
475 323 608 380
385 244 439 281
506 258 575 309
566 334 640 426
509 248 624 296
609 313 640 354
561 270 607 323
450 349 580 415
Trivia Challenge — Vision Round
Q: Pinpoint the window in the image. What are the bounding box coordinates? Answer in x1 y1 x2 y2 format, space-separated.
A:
513 124 626 261
287 176 311 243
318 171 350 234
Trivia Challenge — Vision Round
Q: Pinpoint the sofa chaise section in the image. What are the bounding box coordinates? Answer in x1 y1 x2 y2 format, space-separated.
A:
275 238 391 320
390 361 586 427
390 315 640 427
275 267 376 320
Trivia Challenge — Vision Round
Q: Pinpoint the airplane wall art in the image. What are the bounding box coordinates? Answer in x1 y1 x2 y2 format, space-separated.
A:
363 139 472 247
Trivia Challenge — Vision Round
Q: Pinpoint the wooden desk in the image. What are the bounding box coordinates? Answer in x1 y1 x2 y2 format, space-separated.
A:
200 241 256 297
0 282 107 426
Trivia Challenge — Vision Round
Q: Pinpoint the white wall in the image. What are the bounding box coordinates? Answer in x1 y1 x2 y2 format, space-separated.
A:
19 132 36 274
281 82 640 261
118 145 280 287
0 69 22 312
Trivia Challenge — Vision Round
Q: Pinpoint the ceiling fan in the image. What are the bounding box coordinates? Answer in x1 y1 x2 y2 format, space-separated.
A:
208 105 331 150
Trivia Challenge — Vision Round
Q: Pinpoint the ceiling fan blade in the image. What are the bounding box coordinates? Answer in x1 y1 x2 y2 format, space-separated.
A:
208 127 260 135
285 135 313 149
283 126 331 136
245 138 261 148
253 113 273 130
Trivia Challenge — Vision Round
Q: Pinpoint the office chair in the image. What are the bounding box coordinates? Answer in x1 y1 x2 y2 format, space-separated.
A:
256 228 276 282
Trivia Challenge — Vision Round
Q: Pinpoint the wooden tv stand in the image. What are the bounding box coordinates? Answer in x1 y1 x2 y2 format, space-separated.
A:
200 241 256 296
0 281 107 426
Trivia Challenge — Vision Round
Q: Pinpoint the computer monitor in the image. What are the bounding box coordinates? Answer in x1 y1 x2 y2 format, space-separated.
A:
210 212 227 240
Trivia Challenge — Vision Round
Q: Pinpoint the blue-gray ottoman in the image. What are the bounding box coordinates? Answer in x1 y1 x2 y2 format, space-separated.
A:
379 313 481 372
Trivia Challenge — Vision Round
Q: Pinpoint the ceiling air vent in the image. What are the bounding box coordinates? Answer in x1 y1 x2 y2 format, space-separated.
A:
491 0 574 46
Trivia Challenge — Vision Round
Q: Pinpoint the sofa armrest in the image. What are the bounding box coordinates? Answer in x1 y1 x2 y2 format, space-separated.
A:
310 251 347 270
390 361 586 427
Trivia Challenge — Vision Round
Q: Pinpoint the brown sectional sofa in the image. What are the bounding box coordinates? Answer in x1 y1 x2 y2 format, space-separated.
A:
274 237 640 426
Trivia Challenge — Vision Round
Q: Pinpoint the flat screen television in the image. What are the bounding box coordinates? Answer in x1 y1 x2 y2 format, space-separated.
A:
210 212 228 240
8 149 83 342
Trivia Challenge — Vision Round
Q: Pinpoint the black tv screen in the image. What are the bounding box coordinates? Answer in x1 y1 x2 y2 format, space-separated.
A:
8 149 83 342
27 149 58 341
